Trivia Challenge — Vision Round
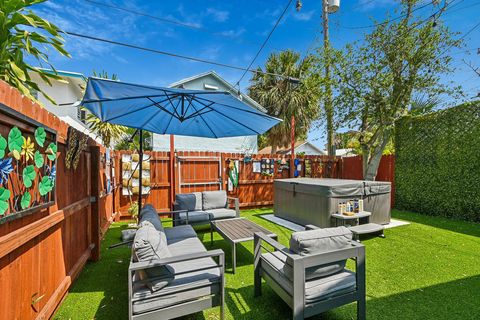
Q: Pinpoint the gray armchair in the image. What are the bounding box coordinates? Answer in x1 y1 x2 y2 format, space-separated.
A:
253 225 366 320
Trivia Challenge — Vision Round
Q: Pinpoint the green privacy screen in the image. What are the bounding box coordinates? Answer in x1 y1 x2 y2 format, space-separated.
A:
395 101 480 222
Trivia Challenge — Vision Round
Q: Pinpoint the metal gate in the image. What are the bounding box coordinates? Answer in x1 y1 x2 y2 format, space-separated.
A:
177 155 223 193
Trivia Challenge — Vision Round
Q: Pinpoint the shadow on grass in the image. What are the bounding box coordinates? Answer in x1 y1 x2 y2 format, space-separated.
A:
392 209 480 238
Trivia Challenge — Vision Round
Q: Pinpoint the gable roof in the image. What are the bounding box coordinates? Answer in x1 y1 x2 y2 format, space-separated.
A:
259 141 326 155
169 70 266 112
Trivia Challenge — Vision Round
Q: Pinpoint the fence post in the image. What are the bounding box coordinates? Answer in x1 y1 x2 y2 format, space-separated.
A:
89 145 101 261
169 135 175 209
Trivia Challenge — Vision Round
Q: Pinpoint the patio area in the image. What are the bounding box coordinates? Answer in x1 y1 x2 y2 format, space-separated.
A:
54 208 480 320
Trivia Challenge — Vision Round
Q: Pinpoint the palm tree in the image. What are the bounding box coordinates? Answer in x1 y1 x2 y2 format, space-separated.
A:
85 71 127 147
248 50 321 154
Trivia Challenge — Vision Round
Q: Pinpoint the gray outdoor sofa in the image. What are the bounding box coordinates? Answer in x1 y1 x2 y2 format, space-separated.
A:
128 205 225 320
254 225 366 320
173 190 240 226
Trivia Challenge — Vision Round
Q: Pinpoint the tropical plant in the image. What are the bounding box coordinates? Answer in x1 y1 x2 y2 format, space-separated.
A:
85 71 127 147
114 128 153 151
248 50 321 154
0 0 70 104
315 0 461 180
128 201 139 223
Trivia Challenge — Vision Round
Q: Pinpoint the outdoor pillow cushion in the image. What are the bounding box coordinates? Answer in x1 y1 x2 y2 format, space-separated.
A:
192 192 203 211
139 204 163 232
175 193 197 211
121 228 137 242
202 190 227 210
132 220 174 291
287 226 352 280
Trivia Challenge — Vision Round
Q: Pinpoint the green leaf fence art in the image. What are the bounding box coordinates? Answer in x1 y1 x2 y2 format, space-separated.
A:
0 135 7 158
22 165 36 188
34 150 44 168
46 142 57 161
35 127 46 147
0 187 10 215
8 127 23 160
21 192 31 210
39 176 54 196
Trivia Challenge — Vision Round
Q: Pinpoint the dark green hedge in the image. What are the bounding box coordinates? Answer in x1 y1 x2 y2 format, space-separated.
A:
395 102 480 222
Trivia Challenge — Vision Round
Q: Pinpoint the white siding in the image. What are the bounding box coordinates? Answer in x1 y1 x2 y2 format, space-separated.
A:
152 72 260 153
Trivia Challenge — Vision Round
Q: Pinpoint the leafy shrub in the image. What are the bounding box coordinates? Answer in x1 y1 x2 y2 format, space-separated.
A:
395 101 480 222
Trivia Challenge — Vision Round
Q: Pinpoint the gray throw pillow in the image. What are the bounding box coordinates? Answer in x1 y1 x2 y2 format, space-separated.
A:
175 194 196 211
286 226 352 280
133 220 174 291
202 190 227 210
139 204 163 232
192 192 203 211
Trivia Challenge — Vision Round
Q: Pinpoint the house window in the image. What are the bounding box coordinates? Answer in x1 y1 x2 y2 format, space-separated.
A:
77 106 86 124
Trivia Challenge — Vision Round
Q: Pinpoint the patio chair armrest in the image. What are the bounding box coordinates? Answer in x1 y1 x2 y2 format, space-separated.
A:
227 197 240 216
301 242 365 268
253 232 298 260
129 249 225 272
305 224 320 230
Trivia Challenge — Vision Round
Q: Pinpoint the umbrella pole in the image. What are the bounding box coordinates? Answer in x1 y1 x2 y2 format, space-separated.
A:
138 129 143 214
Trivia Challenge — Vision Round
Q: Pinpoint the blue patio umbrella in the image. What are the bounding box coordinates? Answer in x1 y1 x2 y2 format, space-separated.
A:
80 77 281 210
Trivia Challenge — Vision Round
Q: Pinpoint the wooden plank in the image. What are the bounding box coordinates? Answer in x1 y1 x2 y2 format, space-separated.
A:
35 244 93 320
0 197 90 259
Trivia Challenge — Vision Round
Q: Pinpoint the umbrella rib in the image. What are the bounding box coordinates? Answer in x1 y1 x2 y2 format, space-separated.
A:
189 102 218 139
83 93 177 104
192 97 262 135
164 92 182 118
162 98 181 134
194 95 281 121
146 97 179 118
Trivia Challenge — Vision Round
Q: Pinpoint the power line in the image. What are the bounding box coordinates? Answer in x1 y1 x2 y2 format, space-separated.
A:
48 27 295 80
236 0 293 85
340 1 435 29
83 0 265 48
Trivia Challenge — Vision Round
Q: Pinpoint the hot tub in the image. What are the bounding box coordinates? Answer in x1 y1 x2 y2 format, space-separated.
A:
274 178 391 227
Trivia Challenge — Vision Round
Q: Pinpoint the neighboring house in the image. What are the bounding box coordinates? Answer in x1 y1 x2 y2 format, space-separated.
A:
335 148 356 157
28 69 101 143
259 141 326 156
152 71 264 153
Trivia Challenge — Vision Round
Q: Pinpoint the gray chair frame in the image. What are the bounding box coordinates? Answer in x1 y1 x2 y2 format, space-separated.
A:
253 225 366 320
172 195 240 227
128 248 225 320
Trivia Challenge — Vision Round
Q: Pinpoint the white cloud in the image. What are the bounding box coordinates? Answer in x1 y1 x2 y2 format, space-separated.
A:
199 45 222 60
32 0 145 62
217 28 246 38
293 10 316 21
357 0 396 11
205 8 230 22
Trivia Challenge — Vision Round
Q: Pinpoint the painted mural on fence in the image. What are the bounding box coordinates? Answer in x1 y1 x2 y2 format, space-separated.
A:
0 125 56 222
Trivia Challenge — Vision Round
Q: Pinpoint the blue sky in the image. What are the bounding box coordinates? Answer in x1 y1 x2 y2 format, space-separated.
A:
32 0 480 149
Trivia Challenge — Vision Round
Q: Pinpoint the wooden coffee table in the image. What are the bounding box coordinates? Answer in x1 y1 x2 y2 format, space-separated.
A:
211 218 277 273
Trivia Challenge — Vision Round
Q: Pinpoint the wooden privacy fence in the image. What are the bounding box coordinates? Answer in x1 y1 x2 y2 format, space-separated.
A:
115 150 395 217
0 81 117 320
114 150 355 216
341 154 396 207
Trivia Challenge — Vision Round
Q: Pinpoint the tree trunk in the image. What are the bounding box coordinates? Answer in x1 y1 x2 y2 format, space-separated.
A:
271 145 278 155
363 130 391 180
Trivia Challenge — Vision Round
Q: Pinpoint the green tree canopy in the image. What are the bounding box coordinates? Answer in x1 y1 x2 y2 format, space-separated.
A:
315 0 462 179
248 50 321 154
0 0 70 104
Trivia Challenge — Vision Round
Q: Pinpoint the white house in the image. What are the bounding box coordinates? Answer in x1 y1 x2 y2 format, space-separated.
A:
152 71 264 153
259 141 326 156
28 69 102 143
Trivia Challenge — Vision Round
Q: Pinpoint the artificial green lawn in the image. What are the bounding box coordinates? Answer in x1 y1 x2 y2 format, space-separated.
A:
54 209 480 320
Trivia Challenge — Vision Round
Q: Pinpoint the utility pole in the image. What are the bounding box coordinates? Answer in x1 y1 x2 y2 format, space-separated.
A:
323 0 335 158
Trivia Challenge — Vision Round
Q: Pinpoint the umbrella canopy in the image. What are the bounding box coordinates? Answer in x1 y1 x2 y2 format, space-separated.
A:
81 77 281 138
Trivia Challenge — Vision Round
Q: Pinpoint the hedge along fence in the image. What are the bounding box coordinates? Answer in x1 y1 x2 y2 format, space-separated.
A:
395 101 480 222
